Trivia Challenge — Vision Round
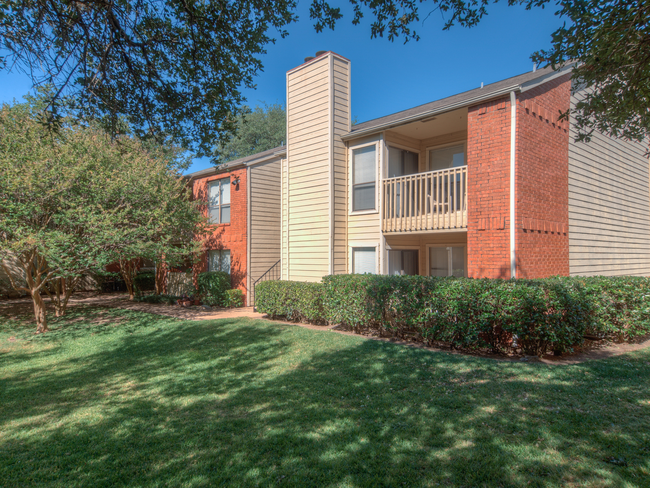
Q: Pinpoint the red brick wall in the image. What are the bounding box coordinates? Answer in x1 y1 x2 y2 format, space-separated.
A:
516 75 571 278
192 168 248 301
467 97 513 278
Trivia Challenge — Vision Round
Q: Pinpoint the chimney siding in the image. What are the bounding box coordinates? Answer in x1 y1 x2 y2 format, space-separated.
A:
284 53 350 281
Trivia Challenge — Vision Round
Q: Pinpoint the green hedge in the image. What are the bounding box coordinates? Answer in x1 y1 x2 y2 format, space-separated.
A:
255 280 325 324
197 271 231 307
225 289 245 308
257 275 650 357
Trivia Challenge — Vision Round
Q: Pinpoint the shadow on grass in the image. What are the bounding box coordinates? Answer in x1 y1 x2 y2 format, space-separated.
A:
1 310 649 487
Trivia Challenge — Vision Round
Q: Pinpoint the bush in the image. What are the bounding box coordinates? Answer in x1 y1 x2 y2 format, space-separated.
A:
256 280 325 323
197 271 231 307
260 275 650 356
322 275 592 356
225 289 245 308
559 276 650 341
134 272 156 293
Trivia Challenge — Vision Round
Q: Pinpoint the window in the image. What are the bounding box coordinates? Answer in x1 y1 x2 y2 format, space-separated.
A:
428 143 465 172
388 147 418 178
208 250 231 273
388 250 419 276
429 246 465 277
388 147 419 217
208 178 231 224
352 247 376 274
352 145 376 212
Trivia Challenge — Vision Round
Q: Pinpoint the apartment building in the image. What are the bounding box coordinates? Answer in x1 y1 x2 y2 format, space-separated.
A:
187 147 285 305
280 51 649 281
186 50 649 303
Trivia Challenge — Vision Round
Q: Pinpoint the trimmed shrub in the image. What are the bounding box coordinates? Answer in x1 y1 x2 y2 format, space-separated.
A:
262 275 650 356
256 280 325 323
225 289 245 308
560 276 650 341
197 271 231 307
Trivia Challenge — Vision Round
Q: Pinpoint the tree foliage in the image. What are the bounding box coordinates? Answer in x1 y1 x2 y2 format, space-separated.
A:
1 0 647 153
217 103 286 162
0 96 206 332
0 0 297 157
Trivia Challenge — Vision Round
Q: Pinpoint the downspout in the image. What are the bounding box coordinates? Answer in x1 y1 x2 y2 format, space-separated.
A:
328 54 334 276
246 166 251 305
509 90 517 279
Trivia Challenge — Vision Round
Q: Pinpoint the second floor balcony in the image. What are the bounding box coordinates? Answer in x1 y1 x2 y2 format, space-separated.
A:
382 166 468 233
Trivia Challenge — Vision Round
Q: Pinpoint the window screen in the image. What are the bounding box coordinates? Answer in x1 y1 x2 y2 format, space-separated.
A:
208 250 231 273
428 246 466 277
388 147 418 177
208 178 231 224
352 247 376 274
352 146 376 211
388 250 419 276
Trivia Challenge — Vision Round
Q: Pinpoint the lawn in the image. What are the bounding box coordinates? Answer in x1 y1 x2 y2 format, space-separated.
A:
1 306 649 487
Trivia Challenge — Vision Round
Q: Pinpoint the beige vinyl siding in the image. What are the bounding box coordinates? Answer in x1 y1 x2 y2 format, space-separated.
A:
332 56 350 274
568 89 650 276
347 133 382 272
249 157 283 302
281 158 289 279
286 56 332 282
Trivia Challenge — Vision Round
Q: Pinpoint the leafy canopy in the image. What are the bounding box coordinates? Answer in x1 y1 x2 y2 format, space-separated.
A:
0 94 206 329
216 103 286 162
1 0 647 150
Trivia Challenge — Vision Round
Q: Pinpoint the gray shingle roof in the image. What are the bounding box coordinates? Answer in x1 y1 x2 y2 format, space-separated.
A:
185 145 286 179
347 65 570 138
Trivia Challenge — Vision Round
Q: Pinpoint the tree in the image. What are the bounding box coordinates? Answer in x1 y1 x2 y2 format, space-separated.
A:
217 103 286 162
0 97 206 331
0 0 297 157
1 1 647 153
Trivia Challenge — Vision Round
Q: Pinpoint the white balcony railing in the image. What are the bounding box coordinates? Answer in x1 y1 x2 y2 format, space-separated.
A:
382 166 468 233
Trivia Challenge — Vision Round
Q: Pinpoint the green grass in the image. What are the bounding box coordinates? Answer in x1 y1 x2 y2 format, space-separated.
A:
1 306 649 487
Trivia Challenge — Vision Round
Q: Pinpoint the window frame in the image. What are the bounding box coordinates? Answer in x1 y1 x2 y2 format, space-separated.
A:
207 249 231 273
425 244 467 278
387 143 421 177
425 140 467 173
349 242 380 274
386 246 420 276
207 177 231 225
349 141 379 215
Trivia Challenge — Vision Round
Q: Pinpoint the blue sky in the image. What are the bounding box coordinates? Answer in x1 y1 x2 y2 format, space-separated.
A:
0 2 563 173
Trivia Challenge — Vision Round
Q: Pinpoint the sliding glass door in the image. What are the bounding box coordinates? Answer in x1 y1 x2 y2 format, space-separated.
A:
429 246 466 277
388 250 419 276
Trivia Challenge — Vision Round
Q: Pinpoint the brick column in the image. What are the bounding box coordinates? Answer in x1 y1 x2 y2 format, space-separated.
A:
515 75 571 278
467 97 513 278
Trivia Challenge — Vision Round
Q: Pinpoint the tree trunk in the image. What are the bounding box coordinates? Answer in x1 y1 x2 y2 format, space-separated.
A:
155 260 167 295
3 250 53 332
44 276 77 317
32 289 48 333
119 258 138 300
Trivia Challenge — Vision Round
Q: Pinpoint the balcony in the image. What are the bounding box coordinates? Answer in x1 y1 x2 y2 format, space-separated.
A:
382 166 468 233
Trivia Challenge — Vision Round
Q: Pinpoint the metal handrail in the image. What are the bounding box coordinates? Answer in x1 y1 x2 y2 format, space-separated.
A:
252 259 281 309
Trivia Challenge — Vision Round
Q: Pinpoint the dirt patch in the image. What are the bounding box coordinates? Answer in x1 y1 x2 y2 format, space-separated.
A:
0 292 265 326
